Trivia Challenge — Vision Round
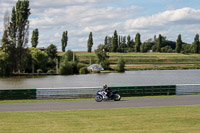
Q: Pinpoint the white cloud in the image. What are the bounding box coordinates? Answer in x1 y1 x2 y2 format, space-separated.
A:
1 0 200 51
123 7 200 42
54 33 61 38
125 7 200 30
25 1 140 50
78 37 88 43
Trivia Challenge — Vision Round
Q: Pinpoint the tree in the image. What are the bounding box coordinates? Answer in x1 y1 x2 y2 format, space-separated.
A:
127 35 131 48
104 36 113 52
0 11 16 75
9 0 31 73
3 10 10 32
59 61 73 75
45 44 57 59
0 50 12 76
61 50 77 62
2 10 10 52
95 44 110 70
161 45 173 53
107 36 112 52
30 47 48 72
140 39 154 53
121 36 126 52
1 30 10 52
0 32 13 76
61 31 68 52
31 29 39 48
135 33 141 52
115 57 126 72
87 32 93 52
157 34 162 52
182 43 192 54
192 34 200 53
79 67 89 74
176 34 182 53
104 36 108 46
9 7 17 41
162 40 176 50
15 0 31 47
59 50 78 75
112 30 118 52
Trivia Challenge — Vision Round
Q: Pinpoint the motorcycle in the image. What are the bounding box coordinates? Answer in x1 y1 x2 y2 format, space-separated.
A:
95 90 121 102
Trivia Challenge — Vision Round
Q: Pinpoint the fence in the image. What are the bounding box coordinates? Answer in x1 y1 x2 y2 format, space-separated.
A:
0 88 36 100
110 85 176 97
0 84 200 100
36 87 100 99
176 84 200 95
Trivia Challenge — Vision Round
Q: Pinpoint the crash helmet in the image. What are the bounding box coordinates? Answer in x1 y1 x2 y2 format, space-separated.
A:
103 84 108 89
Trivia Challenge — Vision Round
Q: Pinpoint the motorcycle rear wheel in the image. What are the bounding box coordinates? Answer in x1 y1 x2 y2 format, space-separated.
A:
95 95 103 102
114 94 121 101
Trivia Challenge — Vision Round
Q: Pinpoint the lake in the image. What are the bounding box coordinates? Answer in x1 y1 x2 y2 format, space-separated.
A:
0 69 200 89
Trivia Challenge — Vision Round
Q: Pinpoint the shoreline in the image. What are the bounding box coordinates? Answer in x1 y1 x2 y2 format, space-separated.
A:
0 64 199 77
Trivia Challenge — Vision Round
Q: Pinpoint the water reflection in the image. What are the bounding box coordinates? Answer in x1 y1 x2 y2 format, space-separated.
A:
0 69 200 89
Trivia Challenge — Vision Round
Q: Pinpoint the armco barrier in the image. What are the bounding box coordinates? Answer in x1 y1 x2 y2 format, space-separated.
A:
176 84 200 95
110 85 176 97
0 88 36 100
1 84 200 100
36 87 100 99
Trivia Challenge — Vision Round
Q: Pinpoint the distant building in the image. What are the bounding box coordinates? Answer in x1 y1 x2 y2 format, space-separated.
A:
88 64 104 72
37 47 46 51
148 50 153 53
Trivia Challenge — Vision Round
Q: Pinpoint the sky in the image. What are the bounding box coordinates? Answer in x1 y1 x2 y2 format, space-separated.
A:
0 0 200 51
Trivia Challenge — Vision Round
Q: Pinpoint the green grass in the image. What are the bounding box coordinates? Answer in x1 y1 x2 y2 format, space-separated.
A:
73 52 200 64
1 95 199 103
122 64 200 71
0 105 200 133
59 52 200 58
72 52 200 57
0 98 93 103
57 52 200 70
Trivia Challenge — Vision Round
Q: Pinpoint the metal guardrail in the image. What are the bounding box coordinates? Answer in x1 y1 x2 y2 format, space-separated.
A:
36 87 101 99
176 84 200 95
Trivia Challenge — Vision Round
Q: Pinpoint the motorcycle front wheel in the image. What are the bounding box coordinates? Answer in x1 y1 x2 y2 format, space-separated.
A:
95 95 103 102
114 94 121 101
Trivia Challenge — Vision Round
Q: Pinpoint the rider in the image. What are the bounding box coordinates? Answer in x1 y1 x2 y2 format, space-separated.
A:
103 84 112 97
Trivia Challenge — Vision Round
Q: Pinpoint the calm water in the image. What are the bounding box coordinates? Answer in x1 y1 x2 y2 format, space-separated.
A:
0 69 200 89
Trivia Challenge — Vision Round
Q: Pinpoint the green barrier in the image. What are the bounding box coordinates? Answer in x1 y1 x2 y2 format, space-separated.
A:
0 88 36 100
110 85 176 97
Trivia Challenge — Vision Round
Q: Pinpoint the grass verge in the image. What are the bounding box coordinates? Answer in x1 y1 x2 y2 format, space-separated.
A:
0 98 93 103
0 105 200 133
0 95 199 103
123 64 200 71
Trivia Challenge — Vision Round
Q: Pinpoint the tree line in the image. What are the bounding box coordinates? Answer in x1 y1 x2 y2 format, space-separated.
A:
0 0 85 76
87 30 200 54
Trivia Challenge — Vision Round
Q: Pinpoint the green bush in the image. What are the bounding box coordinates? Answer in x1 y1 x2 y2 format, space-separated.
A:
59 50 81 75
79 67 89 74
59 61 73 75
161 46 174 53
101 59 110 70
37 69 43 74
47 69 56 74
77 63 86 71
115 57 126 72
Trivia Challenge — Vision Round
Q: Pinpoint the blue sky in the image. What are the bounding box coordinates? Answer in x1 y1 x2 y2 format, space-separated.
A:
1 0 200 51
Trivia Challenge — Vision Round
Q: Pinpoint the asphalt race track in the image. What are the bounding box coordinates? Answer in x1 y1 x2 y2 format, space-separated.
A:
0 96 200 112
